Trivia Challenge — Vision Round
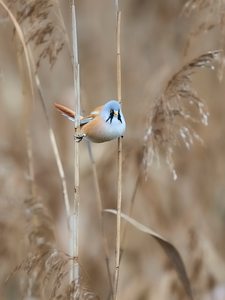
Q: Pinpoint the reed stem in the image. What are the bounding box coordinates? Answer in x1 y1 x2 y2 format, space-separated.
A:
114 3 123 299
70 0 80 294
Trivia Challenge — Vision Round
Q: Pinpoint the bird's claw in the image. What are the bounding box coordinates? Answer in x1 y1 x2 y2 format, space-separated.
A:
74 133 86 142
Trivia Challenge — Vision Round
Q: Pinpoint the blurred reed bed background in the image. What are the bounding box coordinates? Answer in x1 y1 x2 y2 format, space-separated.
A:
0 0 225 299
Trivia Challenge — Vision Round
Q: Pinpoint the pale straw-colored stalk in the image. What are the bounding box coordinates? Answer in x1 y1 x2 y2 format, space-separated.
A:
114 1 123 299
70 0 80 294
5 0 72 223
31 57 71 219
0 1 36 203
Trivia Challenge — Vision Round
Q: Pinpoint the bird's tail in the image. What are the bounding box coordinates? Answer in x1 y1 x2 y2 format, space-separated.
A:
54 103 83 122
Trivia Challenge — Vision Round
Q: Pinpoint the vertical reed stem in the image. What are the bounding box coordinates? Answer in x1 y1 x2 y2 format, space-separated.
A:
114 2 122 299
70 0 80 295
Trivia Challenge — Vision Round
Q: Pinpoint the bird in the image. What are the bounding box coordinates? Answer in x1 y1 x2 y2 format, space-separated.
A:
54 100 126 143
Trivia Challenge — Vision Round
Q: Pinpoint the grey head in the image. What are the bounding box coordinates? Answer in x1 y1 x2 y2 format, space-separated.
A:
101 100 125 126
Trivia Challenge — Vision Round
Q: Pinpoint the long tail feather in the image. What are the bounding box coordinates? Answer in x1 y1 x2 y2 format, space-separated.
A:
54 103 76 121
54 103 92 125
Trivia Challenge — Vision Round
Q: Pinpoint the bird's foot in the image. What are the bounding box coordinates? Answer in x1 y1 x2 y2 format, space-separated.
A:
74 133 86 142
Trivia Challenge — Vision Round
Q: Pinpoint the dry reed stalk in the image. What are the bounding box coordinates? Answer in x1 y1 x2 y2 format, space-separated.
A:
114 1 123 299
0 2 60 298
2 0 71 221
15 26 35 198
16 46 36 200
29 50 71 220
16 22 41 298
20 55 65 300
17 36 68 300
4 0 71 225
21 8 74 296
70 0 80 296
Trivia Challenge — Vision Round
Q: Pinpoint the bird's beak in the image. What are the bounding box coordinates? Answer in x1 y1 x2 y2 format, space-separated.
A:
114 110 118 116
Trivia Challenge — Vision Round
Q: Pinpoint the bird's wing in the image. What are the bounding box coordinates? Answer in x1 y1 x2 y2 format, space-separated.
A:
54 103 103 125
78 105 103 124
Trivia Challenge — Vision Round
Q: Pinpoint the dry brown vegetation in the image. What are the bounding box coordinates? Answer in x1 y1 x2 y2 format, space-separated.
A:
0 0 225 299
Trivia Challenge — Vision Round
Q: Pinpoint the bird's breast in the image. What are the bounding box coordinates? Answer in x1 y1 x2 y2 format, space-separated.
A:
82 116 126 143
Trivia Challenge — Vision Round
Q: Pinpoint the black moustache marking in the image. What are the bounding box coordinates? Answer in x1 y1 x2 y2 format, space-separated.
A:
106 109 114 124
118 110 122 123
